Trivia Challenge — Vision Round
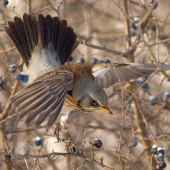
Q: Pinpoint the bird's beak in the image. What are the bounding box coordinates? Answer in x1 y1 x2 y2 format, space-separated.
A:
100 107 113 115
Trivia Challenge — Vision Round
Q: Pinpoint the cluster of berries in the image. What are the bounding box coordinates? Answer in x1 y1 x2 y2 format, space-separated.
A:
151 145 166 170
9 64 29 83
131 0 158 30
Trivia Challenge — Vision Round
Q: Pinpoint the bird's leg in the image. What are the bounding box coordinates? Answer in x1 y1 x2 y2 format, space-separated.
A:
61 123 78 154
53 123 60 142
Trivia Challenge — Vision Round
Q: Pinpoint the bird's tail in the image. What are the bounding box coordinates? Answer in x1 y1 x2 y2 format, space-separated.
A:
4 13 79 68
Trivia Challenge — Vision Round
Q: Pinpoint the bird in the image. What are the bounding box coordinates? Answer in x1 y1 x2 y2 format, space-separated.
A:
4 13 170 127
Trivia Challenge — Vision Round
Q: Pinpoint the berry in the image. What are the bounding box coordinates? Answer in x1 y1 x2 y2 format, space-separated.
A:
97 60 104 63
134 17 140 22
70 146 76 155
5 155 11 162
156 161 166 169
141 83 149 92
151 144 157 154
15 73 22 81
9 64 16 72
149 96 157 106
162 91 170 102
157 147 165 157
132 17 140 30
159 161 166 169
157 153 164 162
94 139 102 148
68 56 73 61
15 72 29 82
149 1 158 10
1 0 8 7
130 137 137 147
136 76 149 92
0 77 7 85
130 28 136 36
132 22 137 30
91 58 98 65
20 73 29 82
141 75 148 82
76 58 84 64
103 59 110 63
166 78 170 82
35 137 43 146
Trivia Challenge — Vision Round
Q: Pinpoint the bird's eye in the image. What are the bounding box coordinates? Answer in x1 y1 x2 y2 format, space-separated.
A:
91 99 98 106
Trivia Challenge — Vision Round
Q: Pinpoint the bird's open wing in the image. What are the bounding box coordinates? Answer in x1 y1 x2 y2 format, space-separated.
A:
10 70 73 127
92 63 170 88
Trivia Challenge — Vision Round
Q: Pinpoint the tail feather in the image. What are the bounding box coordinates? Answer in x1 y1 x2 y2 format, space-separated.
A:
4 13 79 68
38 14 49 49
4 25 29 67
23 14 38 55
14 17 31 61
51 17 60 50
57 20 67 54
45 15 52 42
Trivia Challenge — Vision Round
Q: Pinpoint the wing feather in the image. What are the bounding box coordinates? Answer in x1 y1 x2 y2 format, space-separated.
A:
92 63 158 88
10 70 73 127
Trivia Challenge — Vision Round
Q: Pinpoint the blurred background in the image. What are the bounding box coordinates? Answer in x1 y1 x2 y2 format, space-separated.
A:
0 0 170 169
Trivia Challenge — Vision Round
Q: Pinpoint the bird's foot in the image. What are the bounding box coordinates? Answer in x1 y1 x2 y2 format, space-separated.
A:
53 123 60 142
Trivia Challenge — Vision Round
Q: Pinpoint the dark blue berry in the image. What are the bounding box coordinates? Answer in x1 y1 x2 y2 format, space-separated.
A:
5 155 11 162
141 83 149 92
35 137 43 146
130 137 137 147
159 161 166 169
94 139 102 148
136 79 140 86
136 76 149 92
103 59 110 63
149 96 157 106
130 28 136 36
15 73 29 82
91 58 98 65
141 75 148 82
20 73 29 82
9 64 16 72
70 146 76 155
0 77 7 85
1 0 8 6
151 144 157 154
68 56 73 62
157 153 164 162
76 58 84 64
132 22 137 30
157 147 165 157
15 73 22 81
162 91 170 102
97 60 104 64
149 1 158 10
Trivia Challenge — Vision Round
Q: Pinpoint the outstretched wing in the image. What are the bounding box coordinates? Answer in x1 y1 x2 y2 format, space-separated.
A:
92 63 163 88
10 70 73 127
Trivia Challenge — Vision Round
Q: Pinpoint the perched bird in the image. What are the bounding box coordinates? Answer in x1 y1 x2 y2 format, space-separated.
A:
4 13 170 127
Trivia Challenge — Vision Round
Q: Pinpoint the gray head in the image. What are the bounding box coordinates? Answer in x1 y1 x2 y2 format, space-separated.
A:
74 81 112 114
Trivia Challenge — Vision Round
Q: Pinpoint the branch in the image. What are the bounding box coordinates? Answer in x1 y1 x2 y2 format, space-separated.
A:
79 40 122 55
0 46 15 54
0 152 114 170
130 81 157 169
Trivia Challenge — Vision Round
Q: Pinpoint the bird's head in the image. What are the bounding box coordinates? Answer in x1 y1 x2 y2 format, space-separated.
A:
74 81 112 114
